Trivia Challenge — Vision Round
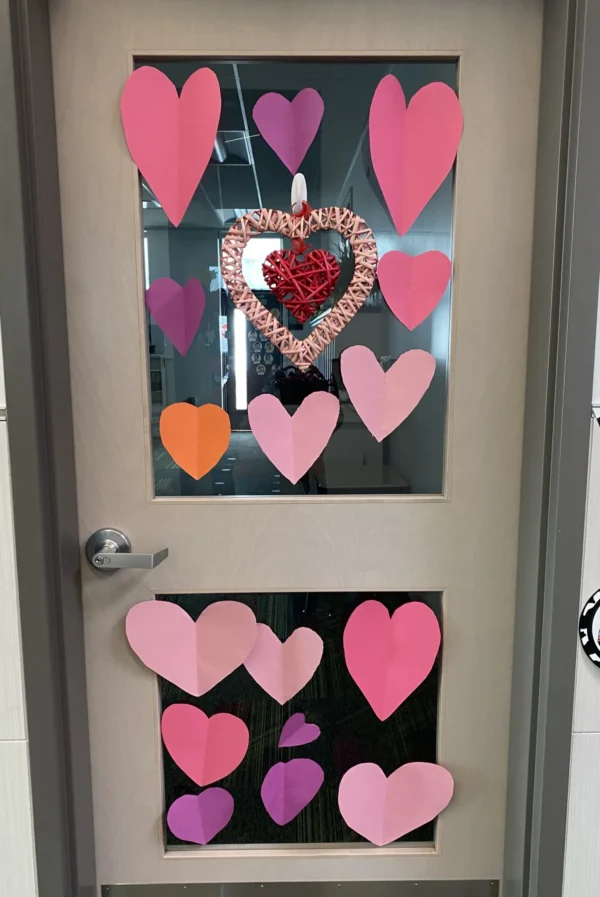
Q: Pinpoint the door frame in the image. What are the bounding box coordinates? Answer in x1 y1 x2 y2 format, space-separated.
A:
0 0 597 895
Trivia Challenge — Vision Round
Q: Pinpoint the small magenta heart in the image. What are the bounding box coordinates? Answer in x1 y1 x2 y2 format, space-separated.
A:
252 88 324 174
167 789 234 844
378 251 452 330
261 759 324 825
279 712 321 748
145 278 206 355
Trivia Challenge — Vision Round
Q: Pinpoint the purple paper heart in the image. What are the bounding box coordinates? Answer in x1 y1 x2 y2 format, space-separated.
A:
278 712 321 748
166 789 234 845
145 277 205 356
252 89 325 175
261 759 324 825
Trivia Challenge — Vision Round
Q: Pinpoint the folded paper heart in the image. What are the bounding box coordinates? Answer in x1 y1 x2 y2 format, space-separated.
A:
159 402 231 479
161 704 249 786
378 251 452 330
253 88 325 175
261 759 324 825
279 712 321 748
145 277 206 355
125 600 257 696
244 623 324 704
167 789 234 845
338 762 454 845
262 247 340 324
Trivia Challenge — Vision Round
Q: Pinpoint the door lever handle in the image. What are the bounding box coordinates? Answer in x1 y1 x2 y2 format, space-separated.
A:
85 528 168 571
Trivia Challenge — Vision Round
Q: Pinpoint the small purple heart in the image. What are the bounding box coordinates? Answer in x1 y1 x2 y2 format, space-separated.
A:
166 789 234 845
278 712 321 748
252 89 325 175
261 759 324 825
145 277 205 356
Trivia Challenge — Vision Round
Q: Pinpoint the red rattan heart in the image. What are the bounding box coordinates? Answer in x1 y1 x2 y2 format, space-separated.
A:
262 248 341 324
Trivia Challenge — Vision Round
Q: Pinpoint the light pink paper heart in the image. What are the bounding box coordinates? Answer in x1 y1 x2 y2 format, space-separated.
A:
378 251 452 330
248 392 339 484
121 66 221 227
244 623 324 704
253 88 325 175
125 600 257 696
369 75 463 236
343 600 441 720
162 704 249 786
341 346 435 442
338 762 454 845
145 278 206 355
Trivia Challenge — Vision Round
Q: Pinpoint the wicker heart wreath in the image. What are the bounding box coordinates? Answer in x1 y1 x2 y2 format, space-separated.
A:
221 207 378 370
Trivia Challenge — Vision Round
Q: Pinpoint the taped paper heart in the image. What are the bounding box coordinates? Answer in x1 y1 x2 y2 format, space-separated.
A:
253 88 325 175
279 712 321 748
159 402 231 479
161 704 249 786
262 759 324 825
378 251 452 330
125 600 257 696
167 789 234 845
244 623 324 704
221 208 377 371
145 277 206 354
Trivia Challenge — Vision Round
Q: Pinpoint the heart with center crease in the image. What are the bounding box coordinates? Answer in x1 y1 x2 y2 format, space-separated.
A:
262 247 340 324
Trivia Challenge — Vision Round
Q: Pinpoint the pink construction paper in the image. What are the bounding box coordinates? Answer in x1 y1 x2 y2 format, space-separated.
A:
278 712 321 748
252 88 324 174
378 251 452 330
261 759 324 825
244 623 323 704
167 789 234 844
341 346 435 443
161 704 249 786
338 762 454 845
121 66 221 226
125 600 257 696
343 600 441 721
248 392 339 484
369 75 463 236
145 278 206 355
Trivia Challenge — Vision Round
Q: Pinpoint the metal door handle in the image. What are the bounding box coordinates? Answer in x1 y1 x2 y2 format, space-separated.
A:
85 528 168 571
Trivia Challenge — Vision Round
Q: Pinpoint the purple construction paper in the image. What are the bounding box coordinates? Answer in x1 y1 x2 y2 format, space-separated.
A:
252 89 324 175
261 759 324 825
166 789 234 844
278 712 321 748
145 277 205 356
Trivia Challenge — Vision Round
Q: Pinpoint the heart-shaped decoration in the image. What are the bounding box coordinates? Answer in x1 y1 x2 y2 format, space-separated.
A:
125 600 257 696
378 251 452 330
244 623 324 704
369 75 463 236
159 402 231 479
262 248 340 324
145 277 206 354
121 67 221 227
338 762 454 845
341 346 435 442
167 789 234 844
221 208 377 371
343 600 441 720
161 704 249 786
253 88 325 175
279 712 321 748
261 759 324 824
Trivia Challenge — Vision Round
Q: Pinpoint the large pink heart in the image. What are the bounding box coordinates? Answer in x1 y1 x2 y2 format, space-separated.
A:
252 88 325 175
161 704 249 786
369 75 463 236
343 600 441 720
338 762 454 845
378 251 452 330
125 600 257 696
244 623 324 704
121 66 221 227
248 392 339 484
341 346 435 442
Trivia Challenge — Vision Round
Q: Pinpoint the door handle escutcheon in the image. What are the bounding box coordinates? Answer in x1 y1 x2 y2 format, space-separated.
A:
85 528 168 571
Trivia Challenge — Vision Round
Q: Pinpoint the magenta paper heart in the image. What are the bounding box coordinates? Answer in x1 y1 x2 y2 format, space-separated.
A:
121 66 221 226
341 346 435 442
248 392 339 484
145 277 206 355
338 762 454 845
162 704 249 786
125 600 257 696
252 88 324 174
261 759 324 825
167 789 234 844
378 251 452 330
343 600 441 720
279 713 321 748
369 75 463 236
244 623 323 704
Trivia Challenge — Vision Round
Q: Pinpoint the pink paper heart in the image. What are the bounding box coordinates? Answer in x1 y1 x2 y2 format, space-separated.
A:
125 600 257 696
344 601 440 720
167 789 234 844
248 392 339 484
145 278 206 355
278 712 321 748
369 75 463 236
244 624 324 704
261 759 324 825
338 762 454 845
161 704 249 786
378 251 452 330
121 66 221 227
253 88 325 175
341 346 435 442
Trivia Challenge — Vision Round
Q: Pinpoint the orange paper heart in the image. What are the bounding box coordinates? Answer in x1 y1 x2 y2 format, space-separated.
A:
160 403 231 479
